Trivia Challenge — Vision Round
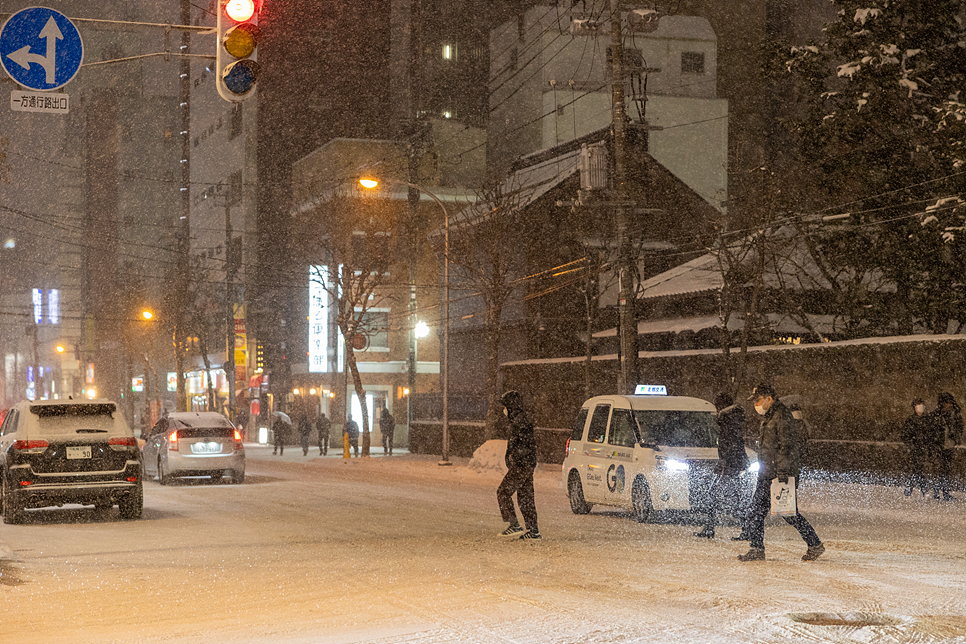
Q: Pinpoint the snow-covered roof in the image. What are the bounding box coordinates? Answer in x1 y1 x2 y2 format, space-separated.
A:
502 333 966 367
636 226 892 301
592 313 839 338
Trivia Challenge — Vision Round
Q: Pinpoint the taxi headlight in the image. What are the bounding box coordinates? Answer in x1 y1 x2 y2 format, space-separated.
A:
657 458 689 471
747 461 760 473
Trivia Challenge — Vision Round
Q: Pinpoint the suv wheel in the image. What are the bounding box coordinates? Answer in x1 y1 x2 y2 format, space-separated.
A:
118 482 143 520
231 470 245 484
568 471 592 515
2 473 24 525
631 477 652 523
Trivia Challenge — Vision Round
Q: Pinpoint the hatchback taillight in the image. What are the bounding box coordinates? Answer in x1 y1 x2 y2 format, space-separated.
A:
12 439 49 453
168 430 179 451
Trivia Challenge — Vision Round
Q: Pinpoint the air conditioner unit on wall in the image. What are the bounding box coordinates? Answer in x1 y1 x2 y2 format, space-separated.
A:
628 9 660 33
579 143 608 191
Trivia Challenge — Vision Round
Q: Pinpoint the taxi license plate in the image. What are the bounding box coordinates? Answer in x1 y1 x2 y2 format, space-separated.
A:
67 446 92 460
191 442 221 455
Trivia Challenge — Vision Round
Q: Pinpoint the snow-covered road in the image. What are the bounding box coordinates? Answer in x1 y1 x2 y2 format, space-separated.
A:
1 444 964 643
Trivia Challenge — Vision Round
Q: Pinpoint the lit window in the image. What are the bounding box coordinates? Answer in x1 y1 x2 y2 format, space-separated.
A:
48 289 59 325
32 288 43 325
442 44 454 60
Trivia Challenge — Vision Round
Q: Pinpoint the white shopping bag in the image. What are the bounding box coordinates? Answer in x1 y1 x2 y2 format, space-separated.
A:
770 476 797 516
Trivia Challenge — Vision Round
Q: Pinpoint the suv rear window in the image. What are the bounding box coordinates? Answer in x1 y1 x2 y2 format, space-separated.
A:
30 403 117 418
172 428 234 439
633 410 718 447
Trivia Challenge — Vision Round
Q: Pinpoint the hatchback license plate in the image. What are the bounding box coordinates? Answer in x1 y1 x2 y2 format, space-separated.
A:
191 442 221 454
67 446 92 460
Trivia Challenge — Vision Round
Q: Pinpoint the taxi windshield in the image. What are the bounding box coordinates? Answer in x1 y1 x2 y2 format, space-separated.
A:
633 410 718 447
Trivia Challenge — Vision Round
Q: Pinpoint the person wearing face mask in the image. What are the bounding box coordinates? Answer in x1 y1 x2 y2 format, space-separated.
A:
738 383 825 562
496 390 541 540
900 398 931 497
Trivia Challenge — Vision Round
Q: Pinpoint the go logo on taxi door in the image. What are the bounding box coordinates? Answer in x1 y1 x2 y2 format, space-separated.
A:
607 464 625 494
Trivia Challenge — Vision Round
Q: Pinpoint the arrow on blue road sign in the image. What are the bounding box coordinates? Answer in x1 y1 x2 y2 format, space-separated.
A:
0 7 83 91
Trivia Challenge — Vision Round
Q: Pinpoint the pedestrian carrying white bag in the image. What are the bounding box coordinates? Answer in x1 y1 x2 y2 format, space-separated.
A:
770 476 797 516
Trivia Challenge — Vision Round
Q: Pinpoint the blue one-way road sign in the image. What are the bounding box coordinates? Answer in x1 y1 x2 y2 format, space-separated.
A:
0 7 83 91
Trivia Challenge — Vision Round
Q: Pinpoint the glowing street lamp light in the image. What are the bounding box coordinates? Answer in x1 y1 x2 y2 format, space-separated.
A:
414 321 430 338
141 309 154 321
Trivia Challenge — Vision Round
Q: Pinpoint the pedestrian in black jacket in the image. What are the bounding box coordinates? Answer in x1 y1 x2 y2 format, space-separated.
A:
900 398 930 497
738 384 825 562
929 392 962 501
316 412 331 456
497 390 541 540
694 392 749 539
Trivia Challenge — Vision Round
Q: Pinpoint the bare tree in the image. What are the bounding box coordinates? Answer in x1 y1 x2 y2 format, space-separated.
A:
446 180 530 440
294 188 398 457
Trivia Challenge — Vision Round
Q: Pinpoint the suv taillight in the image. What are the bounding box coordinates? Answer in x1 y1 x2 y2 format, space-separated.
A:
109 437 138 451
565 438 571 454
168 430 179 451
12 439 49 453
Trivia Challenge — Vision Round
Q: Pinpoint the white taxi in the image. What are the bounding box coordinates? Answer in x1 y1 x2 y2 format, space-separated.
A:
562 386 754 522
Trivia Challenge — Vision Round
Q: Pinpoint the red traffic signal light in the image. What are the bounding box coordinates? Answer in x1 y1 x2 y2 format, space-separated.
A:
216 0 260 101
225 0 255 22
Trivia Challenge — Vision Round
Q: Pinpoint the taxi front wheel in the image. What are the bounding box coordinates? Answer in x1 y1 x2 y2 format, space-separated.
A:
568 472 592 514
632 478 652 523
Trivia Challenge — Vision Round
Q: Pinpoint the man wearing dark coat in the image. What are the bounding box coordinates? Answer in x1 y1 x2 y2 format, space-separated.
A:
929 392 963 501
316 412 331 456
344 415 360 457
694 392 749 539
497 390 541 540
900 398 930 497
738 384 825 562
379 407 395 455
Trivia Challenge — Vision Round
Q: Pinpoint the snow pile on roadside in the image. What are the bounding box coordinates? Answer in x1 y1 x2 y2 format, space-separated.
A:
468 439 508 474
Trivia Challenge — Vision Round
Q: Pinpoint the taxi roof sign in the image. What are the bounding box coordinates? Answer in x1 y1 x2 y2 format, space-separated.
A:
634 384 667 396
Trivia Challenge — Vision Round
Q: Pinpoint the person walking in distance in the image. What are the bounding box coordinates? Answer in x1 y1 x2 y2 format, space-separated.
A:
497 391 541 540
379 406 395 455
316 412 331 456
929 392 962 501
900 398 931 497
344 414 360 457
694 392 749 539
738 384 825 562
299 412 313 456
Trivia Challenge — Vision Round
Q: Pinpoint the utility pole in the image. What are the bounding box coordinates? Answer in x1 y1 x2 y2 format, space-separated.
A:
226 204 236 422
175 0 192 411
610 0 637 394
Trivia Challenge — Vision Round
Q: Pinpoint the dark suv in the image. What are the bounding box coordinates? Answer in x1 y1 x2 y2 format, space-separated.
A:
0 399 143 523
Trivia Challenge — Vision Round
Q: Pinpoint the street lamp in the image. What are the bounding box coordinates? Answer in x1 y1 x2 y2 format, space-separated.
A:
359 177 452 466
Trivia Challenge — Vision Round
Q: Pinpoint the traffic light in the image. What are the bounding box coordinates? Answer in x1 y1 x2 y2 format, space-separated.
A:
216 0 261 101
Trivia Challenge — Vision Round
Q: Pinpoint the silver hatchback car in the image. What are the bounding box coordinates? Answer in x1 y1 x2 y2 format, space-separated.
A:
141 412 245 484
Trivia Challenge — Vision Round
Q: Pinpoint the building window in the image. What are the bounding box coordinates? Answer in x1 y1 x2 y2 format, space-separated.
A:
681 51 705 74
359 310 389 350
442 43 456 61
